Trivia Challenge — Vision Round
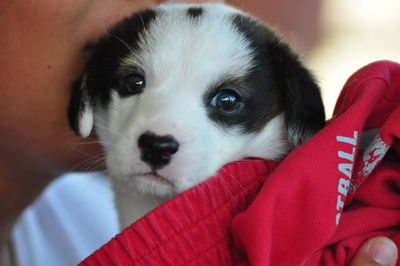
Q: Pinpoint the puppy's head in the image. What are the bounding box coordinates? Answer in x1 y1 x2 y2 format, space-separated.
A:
69 3 325 197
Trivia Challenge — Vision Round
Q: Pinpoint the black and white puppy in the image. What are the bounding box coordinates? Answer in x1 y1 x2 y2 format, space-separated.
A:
69 3 325 229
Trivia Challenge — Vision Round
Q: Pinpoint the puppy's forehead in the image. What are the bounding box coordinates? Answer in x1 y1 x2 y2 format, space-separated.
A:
119 4 255 82
87 3 281 106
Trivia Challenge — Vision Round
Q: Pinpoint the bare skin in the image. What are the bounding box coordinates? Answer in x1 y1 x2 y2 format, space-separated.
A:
0 0 169 246
0 0 396 265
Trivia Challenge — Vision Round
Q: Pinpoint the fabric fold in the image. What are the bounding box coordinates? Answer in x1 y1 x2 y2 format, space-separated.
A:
80 160 279 265
80 61 400 265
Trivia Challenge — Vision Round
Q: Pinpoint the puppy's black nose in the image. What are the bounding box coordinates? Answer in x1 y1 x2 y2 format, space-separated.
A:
138 131 179 169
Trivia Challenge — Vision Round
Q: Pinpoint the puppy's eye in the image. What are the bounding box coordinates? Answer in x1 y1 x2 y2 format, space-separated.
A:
210 89 243 114
119 73 145 96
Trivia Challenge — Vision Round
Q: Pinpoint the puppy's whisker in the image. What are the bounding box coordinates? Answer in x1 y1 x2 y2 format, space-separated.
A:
109 33 137 54
203 182 219 210
84 156 107 171
57 131 81 139
68 143 99 158
70 137 114 149
138 13 146 32
71 139 104 146
218 167 246 194
212 171 237 200
69 153 106 172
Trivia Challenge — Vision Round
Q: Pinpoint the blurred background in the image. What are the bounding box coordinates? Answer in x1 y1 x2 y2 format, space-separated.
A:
309 0 400 118
231 0 400 118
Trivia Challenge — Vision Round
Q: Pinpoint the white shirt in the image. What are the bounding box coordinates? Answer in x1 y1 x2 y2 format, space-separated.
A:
11 172 119 266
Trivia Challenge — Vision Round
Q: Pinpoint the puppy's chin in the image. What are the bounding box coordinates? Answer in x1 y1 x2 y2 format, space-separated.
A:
133 174 176 197
110 172 177 198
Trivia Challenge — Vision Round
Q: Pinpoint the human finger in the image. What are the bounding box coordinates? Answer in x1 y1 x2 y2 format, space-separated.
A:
349 237 398 266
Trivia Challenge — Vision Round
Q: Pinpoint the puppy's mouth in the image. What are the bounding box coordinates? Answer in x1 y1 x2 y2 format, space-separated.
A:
135 172 174 186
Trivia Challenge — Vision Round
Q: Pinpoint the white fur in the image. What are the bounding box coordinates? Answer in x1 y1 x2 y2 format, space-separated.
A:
77 75 94 138
90 4 290 229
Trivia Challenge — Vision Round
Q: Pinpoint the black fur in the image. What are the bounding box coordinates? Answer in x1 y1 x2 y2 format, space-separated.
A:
204 75 281 133
187 7 203 18
86 8 157 104
68 9 158 134
231 14 325 146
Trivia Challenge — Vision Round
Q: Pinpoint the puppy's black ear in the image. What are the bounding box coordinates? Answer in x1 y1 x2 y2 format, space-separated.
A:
68 74 95 138
232 14 325 147
273 44 325 147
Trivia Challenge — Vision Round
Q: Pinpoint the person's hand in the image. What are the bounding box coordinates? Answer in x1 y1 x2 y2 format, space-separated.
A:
350 237 398 266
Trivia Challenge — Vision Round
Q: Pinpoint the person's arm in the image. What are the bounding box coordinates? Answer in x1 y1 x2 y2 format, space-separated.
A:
0 0 163 252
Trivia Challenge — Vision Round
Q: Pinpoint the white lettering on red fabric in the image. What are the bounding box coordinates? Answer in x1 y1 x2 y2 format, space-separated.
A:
335 131 358 225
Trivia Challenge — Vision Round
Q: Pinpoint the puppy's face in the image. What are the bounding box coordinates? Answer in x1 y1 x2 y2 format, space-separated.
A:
69 3 325 197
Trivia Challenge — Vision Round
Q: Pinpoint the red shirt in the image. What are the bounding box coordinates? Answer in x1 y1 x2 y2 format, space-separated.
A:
80 61 400 265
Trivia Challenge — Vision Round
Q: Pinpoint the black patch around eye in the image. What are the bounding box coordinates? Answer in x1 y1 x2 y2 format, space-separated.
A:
187 7 203 18
205 82 281 132
82 8 157 106
205 83 250 129
231 13 325 145
203 15 286 133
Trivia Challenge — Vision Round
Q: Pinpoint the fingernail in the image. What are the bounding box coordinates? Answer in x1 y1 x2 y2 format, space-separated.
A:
369 238 397 265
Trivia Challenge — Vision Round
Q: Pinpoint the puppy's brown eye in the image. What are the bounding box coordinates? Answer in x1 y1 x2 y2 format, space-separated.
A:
119 73 145 96
210 89 243 114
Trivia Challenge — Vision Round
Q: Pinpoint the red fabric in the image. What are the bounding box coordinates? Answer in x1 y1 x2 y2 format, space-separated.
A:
80 61 400 266
80 160 280 265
